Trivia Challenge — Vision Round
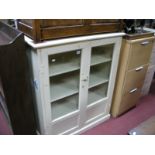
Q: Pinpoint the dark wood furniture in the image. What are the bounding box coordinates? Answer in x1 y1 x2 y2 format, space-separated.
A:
0 22 36 134
17 19 123 42
0 77 13 134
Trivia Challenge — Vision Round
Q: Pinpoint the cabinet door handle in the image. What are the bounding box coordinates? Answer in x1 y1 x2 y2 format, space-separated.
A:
82 76 88 82
135 66 143 71
51 59 56 62
82 79 88 82
129 88 138 94
141 41 149 45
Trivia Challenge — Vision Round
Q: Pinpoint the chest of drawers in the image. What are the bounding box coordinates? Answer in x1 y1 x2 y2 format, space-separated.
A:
111 36 155 117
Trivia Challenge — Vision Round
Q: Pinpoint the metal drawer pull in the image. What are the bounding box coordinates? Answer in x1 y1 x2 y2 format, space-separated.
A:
129 88 138 93
135 66 143 71
141 41 149 45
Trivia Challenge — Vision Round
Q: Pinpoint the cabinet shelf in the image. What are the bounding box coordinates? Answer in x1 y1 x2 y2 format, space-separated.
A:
91 56 111 66
49 50 81 77
89 62 111 88
50 71 80 102
91 44 114 66
49 59 80 77
50 62 111 102
89 74 109 88
51 94 79 120
88 83 108 105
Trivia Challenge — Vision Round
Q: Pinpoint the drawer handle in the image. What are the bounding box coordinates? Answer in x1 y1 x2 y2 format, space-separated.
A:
135 66 144 71
141 41 149 45
129 88 138 94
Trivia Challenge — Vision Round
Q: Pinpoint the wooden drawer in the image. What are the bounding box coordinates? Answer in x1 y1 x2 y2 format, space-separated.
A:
119 88 141 115
17 19 123 42
128 39 154 70
123 64 148 95
40 19 84 28
88 19 120 24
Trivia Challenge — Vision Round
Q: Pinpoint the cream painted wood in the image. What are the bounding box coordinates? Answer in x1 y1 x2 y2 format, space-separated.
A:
85 37 122 123
71 114 110 135
41 43 83 134
27 35 122 134
25 32 125 49
29 49 47 134
78 45 91 128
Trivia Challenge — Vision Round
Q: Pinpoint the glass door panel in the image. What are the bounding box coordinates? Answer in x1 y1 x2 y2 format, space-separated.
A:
88 83 108 105
87 44 114 106
48 50 81 120
51 94 79 120
49 50 81 76
91 44 113 66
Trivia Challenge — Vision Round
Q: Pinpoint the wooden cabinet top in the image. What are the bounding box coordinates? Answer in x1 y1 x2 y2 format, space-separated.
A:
17 19 123 43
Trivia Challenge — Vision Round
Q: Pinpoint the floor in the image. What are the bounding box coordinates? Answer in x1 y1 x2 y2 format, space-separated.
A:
0 106 12 135
82 80 155 135
0 81 155 135
82 94 155 135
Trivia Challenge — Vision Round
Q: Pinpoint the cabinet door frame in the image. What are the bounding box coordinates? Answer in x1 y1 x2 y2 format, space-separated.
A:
37 37 122 134
78 45 91 127
89 37 122 114
39 42 90 133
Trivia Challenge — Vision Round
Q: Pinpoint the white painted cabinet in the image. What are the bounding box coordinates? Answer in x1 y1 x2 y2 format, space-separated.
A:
26 33 123 134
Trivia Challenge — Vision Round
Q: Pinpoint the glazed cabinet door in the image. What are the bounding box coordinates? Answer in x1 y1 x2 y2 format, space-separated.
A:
84 38 122 124
40 42 90 134
37 37 121 134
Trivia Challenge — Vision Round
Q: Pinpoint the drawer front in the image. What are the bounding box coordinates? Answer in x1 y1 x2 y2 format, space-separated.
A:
119 88 141 115
40 19 84 28
128 39 153 70
123 65 148 95
89 19 120 24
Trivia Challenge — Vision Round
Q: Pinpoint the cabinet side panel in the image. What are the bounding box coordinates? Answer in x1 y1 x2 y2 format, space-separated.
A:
111 40 131 117
28 48 46 134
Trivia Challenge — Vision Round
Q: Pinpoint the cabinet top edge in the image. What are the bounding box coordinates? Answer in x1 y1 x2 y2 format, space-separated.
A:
123 36 155 43
24 32 125 49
